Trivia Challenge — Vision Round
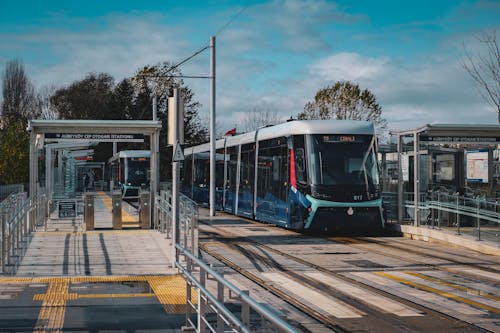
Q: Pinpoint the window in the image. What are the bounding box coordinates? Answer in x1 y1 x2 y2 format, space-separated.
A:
238 143 255 216
257 137 289 206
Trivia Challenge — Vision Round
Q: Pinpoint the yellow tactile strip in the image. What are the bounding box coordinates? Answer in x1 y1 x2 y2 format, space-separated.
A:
96 191 138 224
33 280 71 333
0 275 196 333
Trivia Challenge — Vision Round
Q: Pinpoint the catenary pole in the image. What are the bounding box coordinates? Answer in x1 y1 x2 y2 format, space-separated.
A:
209 36 216 216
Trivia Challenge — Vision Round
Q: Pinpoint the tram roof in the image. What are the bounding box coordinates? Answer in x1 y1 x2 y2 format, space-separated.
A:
255 119 374 142
184 119 375 155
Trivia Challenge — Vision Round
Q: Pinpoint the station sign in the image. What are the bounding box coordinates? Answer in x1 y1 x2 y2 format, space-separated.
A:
58 200 77 218
420 136 500 144
45 133 144 143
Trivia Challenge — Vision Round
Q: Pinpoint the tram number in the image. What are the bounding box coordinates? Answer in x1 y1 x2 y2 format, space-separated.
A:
353 195 363 201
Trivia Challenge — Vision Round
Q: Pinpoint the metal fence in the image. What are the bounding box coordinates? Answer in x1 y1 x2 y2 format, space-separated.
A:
0 183 25 201
154 190 199 256
176 244 299 333
1 190 47 274
403 191 500 242
154 189 297 333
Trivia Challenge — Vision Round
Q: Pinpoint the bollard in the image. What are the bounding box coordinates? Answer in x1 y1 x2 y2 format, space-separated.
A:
84 193 95 231
139 191 151 229
112 191 122 229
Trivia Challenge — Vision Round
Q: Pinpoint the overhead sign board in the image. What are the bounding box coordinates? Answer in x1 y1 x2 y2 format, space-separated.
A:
45 133 144 143
420 136 500 144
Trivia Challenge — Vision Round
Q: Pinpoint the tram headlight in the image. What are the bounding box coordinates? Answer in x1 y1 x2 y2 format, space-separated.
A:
347 207 354 216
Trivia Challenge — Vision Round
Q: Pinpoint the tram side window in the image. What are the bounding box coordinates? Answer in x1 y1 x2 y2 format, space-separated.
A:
193 153 209 188
257 137 289 204
238 143 255 214
182 155 193 197
225 146 238 212
216 148 225 189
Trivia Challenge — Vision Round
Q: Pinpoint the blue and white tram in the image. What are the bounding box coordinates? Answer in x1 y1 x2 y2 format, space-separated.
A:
182 119 384 232
108 150 150 199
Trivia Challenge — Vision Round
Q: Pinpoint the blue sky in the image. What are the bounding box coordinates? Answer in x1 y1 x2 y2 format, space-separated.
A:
1 0 499 132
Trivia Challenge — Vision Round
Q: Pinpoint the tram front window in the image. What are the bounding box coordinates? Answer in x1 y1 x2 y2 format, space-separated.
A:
308 134 379 200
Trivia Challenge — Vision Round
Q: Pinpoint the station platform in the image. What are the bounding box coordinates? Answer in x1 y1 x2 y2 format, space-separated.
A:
388 222 500 256
0 192 188 332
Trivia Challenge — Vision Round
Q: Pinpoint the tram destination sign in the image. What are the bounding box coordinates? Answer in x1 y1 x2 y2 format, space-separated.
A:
45 133 144 143
420 136 500 144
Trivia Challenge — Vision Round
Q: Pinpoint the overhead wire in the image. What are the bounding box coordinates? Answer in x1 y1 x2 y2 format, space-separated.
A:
157 5 249 76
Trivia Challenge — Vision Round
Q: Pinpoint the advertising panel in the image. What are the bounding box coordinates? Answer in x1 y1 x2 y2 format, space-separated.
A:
466 149 489 183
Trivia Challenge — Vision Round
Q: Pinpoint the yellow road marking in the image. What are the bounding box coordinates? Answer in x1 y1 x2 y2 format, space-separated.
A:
375 271 500 314
97 191 137 223
404 271 500 302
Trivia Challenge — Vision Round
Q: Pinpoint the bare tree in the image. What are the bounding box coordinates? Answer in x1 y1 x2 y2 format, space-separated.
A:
1 59 38 125
462 30 500 122
299 80 388 140
241 106 280 132
37 84 59 120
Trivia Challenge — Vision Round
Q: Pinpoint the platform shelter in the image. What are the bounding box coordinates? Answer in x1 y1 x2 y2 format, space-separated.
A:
386 123 500 238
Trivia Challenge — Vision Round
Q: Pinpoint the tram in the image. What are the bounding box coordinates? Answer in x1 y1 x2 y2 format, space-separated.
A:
108 150 150 199
182 119 385 232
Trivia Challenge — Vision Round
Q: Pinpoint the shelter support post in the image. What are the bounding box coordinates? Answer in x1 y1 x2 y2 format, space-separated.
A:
413 132 420 227
397 134 403 223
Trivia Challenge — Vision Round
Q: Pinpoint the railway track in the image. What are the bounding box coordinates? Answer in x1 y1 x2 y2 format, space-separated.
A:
198 218 497 332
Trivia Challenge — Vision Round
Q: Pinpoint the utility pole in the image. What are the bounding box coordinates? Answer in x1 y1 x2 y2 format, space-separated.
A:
210 35 216 217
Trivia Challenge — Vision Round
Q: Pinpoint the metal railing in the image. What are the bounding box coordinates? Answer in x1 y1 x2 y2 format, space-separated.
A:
403 191 500 242
154 189 297 333
176 244 299 333
1 190 47 274
0 183 25 201
154 189 199 255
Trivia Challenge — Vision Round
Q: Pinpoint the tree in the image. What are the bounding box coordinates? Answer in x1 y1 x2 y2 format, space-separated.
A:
1 59 38 126
37 84 59 120
50 73 115 119
0 121 29 184
130 62 208 179
462 30 500 122
130 62 208 145
241 106 280 132
299 80 388 139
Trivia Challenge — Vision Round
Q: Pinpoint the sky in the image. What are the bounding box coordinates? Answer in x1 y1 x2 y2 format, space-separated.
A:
0 0 499 133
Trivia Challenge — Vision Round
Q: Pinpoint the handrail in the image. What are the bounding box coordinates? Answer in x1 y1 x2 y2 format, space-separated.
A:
1 189 47 274
176 243 299 333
